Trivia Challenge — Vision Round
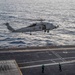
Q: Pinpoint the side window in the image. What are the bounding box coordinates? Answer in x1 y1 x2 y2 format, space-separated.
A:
42 25 46 30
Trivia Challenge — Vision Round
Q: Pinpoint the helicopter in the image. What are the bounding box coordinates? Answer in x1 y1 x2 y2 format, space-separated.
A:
5 19 59 34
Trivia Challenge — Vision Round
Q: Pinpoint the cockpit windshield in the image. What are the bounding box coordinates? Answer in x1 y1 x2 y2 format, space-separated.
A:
28 23 37 27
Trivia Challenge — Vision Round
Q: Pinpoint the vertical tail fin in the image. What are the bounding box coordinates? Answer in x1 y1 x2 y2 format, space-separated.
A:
5 23 15 32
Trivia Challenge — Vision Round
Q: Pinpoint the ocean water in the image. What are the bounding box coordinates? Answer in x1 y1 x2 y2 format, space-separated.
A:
0 0 75 48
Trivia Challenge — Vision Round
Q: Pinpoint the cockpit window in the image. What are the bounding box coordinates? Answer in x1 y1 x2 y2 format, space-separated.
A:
42 25 46 30
28 23 36 27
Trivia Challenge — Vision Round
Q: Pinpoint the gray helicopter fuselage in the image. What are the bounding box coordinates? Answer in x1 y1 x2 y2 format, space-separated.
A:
14 22 58 32
5 22 58 33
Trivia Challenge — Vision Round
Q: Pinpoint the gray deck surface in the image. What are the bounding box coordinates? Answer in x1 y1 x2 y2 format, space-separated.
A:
0 47 75 75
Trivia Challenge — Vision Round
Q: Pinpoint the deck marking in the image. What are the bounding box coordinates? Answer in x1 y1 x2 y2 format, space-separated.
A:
51 51 66 62
63 51 68 54
20 60 75 69
0 47 75 53
18 56 75 65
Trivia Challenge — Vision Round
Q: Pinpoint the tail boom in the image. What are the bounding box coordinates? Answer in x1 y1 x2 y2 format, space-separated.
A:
5 23 15 32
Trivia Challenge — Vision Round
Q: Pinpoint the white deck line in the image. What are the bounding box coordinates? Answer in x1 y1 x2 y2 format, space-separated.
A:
20 60 75 69
51 51 66 61
0 47 75 53
18 56 75 64
18 59 55 64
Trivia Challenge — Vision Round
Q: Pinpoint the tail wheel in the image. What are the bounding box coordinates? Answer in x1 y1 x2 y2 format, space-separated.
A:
44 30 46 32
47 30 49 33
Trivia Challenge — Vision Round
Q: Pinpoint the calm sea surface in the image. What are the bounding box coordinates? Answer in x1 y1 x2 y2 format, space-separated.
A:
0 0 75 48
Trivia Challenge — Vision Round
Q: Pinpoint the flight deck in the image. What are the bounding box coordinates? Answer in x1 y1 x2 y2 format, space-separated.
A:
0 45 75 75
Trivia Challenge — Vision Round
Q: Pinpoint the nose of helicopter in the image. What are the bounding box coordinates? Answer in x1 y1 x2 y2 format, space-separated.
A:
54 25 59 28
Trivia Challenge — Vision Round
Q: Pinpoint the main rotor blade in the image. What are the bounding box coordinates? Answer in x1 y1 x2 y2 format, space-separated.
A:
20 18 45 21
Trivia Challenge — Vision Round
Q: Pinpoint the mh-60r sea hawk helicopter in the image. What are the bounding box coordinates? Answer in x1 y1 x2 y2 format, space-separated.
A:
5 19 59 34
